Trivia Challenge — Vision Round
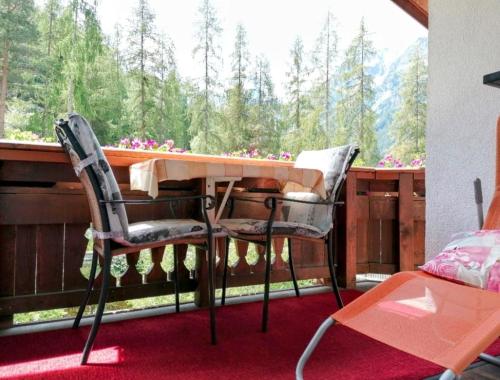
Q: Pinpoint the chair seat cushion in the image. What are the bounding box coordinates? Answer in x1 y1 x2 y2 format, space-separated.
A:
219 218 326 239
126 219 224 245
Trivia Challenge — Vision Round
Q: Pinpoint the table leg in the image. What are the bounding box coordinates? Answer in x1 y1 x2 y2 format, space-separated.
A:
196 176 240 307
215 180 236 223
205 177 216 222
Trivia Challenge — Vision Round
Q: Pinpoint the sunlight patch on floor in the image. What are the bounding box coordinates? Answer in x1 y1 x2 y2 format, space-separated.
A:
0 347 122 378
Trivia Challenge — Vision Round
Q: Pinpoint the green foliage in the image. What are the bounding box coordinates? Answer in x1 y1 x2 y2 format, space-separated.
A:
0 0 38 137
310 11 338 143
248 55 281 154
283 36 311 153
1 1 426 167
335 18 379 165
126 0 156 139
190 0 223 154
220 24 252 152
389 42 427 163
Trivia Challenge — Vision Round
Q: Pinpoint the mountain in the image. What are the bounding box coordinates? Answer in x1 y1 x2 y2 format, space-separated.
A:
375 37 428 155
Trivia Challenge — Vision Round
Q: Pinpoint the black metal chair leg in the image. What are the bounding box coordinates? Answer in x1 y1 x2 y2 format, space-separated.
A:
173 245 180 313
207 237 217 344
81 243 112 365
73 248 99 329
221 237 230 305
262 238 273 332
327 231 344 309
287 238 300 297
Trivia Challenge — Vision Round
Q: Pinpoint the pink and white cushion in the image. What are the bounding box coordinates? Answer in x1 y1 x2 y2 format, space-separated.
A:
420 230 500 292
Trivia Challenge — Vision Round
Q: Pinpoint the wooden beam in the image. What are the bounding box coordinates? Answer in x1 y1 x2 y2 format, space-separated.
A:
391 0 428 28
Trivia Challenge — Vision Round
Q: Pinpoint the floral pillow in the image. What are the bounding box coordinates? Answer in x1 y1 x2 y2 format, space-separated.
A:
420 230 500 292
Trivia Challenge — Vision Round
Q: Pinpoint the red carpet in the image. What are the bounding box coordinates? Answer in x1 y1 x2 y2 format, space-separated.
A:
0 290 499 380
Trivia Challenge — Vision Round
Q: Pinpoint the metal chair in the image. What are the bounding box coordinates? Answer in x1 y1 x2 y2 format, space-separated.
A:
219 145 359 332
55 113 223 364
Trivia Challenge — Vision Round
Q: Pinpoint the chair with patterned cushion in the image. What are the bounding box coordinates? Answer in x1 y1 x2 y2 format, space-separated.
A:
219 144 359 332
55 113 224 364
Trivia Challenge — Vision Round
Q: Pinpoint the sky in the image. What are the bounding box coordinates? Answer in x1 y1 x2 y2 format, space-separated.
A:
95 0 427 97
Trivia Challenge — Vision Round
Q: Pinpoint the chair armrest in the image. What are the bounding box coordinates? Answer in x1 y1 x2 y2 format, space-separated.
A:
269 196 344 207
227 195 344 212
99 195 216 210
226 195 344 216
229 196 269 205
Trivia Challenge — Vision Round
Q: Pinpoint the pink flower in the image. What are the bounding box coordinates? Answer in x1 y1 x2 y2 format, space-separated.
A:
145 139 158 150
119 138 130 147
130 138 142 149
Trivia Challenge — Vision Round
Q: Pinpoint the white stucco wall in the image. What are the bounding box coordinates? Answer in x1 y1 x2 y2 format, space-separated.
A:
426 0 500 259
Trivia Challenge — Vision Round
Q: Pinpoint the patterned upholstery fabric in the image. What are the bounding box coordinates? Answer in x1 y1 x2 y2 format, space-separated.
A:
58 113 129 242
127 220 224 245
220 144 358 239
281 192 333 235
293 144 358 201
220 219 325 239
283 144 358 234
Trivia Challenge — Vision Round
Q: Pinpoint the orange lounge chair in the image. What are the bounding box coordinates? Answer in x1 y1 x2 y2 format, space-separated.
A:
296 118 500 380
296 271 500 379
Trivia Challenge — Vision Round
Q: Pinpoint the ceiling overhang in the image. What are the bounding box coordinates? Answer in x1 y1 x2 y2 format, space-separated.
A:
391 0 428 28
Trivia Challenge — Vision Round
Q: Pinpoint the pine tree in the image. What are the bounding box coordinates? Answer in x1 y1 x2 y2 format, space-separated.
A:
104 23 128 138
190 0 222 153
335 18 378 164
389 42 427 162
162 70 190 148
221 23 251 151
150 35 189 145
151 34 174 139
0 0 37 138
250 54 280 154
286 37 306 131
127 0 156 138
284 36 311 153
28 0 65 138
310 10 338 146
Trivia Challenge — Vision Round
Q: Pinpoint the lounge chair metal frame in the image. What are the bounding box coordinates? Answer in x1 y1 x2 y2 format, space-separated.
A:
296 315 499 380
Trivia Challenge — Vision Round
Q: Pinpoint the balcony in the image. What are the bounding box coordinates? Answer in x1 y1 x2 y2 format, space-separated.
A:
1 1 500 379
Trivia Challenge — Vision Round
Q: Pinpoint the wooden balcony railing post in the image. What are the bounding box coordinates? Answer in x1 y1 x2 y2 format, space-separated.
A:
194 247 209 307
0 226 15 328
120 251 142 286
146 247 167 283
344 171 358 288
398 173 415 272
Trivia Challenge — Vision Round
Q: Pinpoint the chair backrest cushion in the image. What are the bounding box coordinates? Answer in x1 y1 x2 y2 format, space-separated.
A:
293 144 358 201
282 192 333 234
60 113 129 241
283 144 358 234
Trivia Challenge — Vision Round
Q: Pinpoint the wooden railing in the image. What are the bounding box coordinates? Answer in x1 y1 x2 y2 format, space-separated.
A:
0 141 425 329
